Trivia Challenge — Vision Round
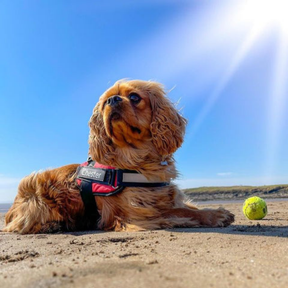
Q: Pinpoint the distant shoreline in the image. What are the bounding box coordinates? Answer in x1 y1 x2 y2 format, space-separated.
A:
195 197 288 205
1 184 288 213
2 196 288 214
184 184 288 202
0 203 12 213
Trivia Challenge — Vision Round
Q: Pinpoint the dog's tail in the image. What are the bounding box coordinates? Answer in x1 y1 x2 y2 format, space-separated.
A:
3 172 52 234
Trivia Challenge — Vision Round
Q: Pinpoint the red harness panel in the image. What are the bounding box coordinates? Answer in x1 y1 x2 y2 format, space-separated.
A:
76 162 119 194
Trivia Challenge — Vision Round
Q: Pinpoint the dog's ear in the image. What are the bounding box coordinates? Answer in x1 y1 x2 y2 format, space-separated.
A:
88 103 115 163
148 82 187 156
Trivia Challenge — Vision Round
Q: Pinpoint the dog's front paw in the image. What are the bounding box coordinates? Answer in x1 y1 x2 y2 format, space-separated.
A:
211 207 235 227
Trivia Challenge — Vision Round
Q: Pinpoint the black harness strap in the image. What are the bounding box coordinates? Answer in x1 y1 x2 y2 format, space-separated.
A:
78 179 101 221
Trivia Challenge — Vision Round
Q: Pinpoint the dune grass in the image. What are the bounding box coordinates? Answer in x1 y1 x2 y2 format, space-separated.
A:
183 184 288 201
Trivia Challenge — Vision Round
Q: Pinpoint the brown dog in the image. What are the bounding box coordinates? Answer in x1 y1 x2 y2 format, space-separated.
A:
3 80 234 234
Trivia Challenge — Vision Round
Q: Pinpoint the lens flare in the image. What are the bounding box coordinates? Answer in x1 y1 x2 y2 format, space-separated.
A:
190 0 288 183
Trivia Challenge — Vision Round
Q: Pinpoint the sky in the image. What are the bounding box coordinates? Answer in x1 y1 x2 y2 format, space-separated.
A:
1 0 288 203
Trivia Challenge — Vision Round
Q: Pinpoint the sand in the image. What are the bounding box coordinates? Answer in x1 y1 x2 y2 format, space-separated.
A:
1 200 288 288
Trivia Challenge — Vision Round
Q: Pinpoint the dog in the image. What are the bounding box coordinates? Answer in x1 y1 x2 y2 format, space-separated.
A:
3 80 234 234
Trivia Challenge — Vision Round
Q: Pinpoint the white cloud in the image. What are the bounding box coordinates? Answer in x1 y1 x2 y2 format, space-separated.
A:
217 172 233 177
0 175 20 203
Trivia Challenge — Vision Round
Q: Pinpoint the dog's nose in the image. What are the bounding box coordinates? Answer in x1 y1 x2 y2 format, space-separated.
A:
106 95 122 106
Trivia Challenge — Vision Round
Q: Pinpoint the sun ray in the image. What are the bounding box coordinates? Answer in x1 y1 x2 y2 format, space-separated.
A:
190 24 262 136
190 0 288 143
265 33 288 180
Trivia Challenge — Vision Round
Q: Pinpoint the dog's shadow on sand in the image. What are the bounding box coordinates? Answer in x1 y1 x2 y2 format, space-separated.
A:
64 224 288 238
170 224 288 238
1 225 287 238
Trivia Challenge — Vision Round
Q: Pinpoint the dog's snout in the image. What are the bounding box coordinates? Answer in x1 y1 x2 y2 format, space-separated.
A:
107 95 122 107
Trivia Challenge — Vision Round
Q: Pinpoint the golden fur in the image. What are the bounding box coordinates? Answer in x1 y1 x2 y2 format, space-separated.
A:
3 80 234 234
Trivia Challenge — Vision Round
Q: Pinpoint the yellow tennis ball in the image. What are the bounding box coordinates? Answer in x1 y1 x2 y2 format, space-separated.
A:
243 196 267 220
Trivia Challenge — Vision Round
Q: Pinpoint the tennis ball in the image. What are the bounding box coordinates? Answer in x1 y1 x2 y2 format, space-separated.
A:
243 196 267 220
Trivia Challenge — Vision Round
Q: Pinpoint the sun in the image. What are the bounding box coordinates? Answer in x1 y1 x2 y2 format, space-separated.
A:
242 0 288 35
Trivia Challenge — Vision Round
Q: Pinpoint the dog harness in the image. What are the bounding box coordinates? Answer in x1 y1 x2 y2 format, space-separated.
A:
75 157 170 223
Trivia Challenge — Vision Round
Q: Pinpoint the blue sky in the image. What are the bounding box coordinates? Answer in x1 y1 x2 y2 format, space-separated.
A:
1 0 288 203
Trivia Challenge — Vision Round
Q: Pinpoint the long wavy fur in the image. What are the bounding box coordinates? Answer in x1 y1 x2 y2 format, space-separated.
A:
3 80 234 234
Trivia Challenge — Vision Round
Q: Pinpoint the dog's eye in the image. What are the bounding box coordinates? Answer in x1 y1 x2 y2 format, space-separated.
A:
129 93 141 104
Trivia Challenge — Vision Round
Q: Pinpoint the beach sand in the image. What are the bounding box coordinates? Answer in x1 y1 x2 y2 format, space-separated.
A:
1 200 288 288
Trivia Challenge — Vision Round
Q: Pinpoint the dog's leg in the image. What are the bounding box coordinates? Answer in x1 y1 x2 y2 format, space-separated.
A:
3 164 81 234
111 206 234 232
3 173 54 234
161 207 235 227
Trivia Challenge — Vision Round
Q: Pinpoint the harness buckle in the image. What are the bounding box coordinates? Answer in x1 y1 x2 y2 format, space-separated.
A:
108 169 118 189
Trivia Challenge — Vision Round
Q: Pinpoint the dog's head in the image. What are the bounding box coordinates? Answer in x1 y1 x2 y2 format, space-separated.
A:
88 80 186 165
